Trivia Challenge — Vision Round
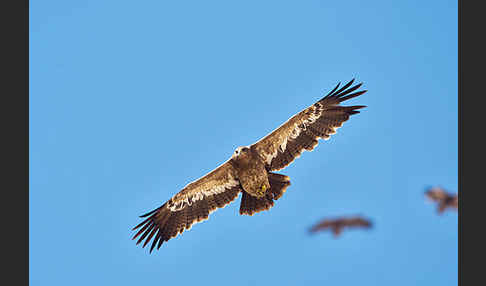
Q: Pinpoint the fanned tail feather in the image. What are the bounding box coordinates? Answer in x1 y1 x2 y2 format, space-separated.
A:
239 172 291 215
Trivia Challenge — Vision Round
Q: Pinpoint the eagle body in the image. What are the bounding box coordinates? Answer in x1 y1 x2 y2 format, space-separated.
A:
132 79 367 252
438 196 457 213
230 146 270 198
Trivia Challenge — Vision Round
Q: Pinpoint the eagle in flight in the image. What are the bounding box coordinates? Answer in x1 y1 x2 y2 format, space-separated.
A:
132 79 367 252
425 186 458 214
309 215 373 237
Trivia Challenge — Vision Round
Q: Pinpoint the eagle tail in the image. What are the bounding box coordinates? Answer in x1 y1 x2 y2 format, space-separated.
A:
239 173 291 216
438 203 447 214
332 227 342 237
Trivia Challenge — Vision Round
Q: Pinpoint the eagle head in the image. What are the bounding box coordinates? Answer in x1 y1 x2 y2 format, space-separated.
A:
232 146 250 159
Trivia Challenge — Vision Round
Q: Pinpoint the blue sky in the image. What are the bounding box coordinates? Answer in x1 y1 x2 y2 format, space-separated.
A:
30 1 457 285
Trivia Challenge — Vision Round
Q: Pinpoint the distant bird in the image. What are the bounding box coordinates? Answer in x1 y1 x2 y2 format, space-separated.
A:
309 215 373 237
132 79 367 252
425 186 458 214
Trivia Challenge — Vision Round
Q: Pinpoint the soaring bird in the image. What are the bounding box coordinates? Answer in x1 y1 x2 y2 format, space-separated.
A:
132 79 367 252
309 215 373 237
425 186 458 214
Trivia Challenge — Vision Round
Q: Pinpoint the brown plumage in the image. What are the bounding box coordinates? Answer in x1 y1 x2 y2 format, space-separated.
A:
425 186 458 214
309 215 373 237
132 79 367 252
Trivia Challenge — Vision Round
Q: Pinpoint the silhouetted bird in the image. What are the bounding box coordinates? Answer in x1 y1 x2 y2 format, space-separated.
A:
425 186 458 214
309 215 372 237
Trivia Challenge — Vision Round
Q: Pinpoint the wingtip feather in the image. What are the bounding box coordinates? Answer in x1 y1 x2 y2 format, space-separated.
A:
325 81 341 98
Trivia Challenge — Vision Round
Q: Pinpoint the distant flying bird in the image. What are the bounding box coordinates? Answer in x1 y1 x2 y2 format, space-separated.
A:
309 215 373 237
132 79 367 252
425 186 458 214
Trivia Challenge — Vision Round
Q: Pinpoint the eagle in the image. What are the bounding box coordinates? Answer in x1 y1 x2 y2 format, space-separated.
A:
308 215 373 237
425 186 458 214
132 79 367 252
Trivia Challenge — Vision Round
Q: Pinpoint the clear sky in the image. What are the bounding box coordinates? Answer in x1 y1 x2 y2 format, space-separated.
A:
30 1 457 285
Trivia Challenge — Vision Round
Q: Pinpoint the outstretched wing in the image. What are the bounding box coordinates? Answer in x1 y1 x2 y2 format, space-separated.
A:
450 195 459 209
132 160 242 252
440 193 458 213
425 187 447 202
343 217 372 228
252 79 367 171
309 219 335 233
